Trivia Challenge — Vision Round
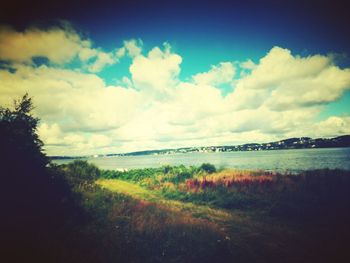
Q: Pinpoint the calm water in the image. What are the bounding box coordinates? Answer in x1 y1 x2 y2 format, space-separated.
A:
52 147 350 172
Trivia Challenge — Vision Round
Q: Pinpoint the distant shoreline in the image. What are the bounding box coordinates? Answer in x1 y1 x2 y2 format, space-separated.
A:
49 135 350 159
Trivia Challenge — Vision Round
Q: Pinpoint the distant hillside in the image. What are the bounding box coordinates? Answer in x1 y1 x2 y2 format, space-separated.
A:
50 135 350 159
105 135 350 157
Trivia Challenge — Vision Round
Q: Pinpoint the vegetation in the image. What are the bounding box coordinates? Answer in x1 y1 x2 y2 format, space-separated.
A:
1 94 79 262
1 94 350 262
98 166 350 262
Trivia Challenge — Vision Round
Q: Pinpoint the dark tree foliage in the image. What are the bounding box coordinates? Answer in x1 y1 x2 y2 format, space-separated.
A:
0 94 82 262
200 163 216 174
0 93 47 169
63 160 100 189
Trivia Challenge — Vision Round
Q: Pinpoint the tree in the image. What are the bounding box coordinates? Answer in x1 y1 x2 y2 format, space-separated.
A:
63 160 100 189
199 163 216 174
0 93 47 171
0 94 77 262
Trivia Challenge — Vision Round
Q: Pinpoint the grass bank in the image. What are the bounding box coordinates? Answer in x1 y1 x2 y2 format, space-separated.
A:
56 161 350 262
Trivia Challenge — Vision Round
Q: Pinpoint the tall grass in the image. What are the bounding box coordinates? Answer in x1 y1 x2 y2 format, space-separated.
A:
102 164 350 217
55 161 350 262
55 161 233 262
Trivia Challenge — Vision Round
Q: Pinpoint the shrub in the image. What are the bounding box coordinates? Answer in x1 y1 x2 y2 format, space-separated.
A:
62 160 100 189
199 163 216 174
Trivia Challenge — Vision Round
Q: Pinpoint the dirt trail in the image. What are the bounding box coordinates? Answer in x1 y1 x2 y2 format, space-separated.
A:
97 179 232 223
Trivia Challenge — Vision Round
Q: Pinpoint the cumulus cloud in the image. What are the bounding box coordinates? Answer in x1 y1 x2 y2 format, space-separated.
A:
0 64 141 135
226 46 350 110
1 25 350 155
240 59 257 71
311 116 350 137
38 125 114 156
86 51 115 72
0 25 117 72
192 62 235 86
123 39 143 58
0 25 86 64
38 123 63 145
129 43 182 96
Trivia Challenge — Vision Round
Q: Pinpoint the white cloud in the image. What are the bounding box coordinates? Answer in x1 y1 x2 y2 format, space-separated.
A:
123 39 143 58
164 82 226 124
1 25 350 155
0 25 118 72
311 116 350 137
0 25 86 64
192 62 235 86
226 46 350 110
129 44 182 97
89 134 113 148
0 64 141 133
240 59 256 71
86 51 116 73
116 47 126 58
38 123 63 145
78 47 98 62
237 47 333 90
265 65 350 110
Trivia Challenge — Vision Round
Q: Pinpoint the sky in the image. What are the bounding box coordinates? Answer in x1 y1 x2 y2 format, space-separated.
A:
1 0 350 156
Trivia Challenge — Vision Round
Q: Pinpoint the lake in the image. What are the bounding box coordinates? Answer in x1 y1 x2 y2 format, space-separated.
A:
52 147 350 172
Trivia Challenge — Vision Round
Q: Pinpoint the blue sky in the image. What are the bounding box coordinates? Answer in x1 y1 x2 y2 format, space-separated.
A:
1 0 350 155
72 0 350 118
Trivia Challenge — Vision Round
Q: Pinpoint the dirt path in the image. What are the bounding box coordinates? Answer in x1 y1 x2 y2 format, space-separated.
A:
96 179 301 262
97 179 232 223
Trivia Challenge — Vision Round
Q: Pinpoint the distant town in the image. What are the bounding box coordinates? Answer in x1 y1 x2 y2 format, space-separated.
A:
50 135 350 159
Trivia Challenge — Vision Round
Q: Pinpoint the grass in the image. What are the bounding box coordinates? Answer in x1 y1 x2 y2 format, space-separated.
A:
97 179 159 201
59 161 350 262
97 179 232 223
95 178 232 262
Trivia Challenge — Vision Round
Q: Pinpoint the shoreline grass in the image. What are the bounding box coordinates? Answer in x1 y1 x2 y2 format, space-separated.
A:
56 161 350 262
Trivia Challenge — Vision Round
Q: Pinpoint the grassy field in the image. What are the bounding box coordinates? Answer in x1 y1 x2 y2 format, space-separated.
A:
97 179 232 223
53 161 350 262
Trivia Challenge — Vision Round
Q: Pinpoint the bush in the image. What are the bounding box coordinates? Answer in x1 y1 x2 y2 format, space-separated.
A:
62 160 100 189
199 163 216 174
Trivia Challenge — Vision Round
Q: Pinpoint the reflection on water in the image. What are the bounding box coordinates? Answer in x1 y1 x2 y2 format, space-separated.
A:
53 147 350 172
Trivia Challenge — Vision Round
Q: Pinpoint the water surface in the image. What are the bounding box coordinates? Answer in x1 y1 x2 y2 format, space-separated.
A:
53 147 350 172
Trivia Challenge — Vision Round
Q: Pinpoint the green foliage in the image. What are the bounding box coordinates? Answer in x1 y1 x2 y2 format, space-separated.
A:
62 160 100 189
0 93 47 170
94 166 350 263
0 94 89 262
159 165 197 184
105 164 350 217
199 163 217 174
49 163 350 263
101 167 162 181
